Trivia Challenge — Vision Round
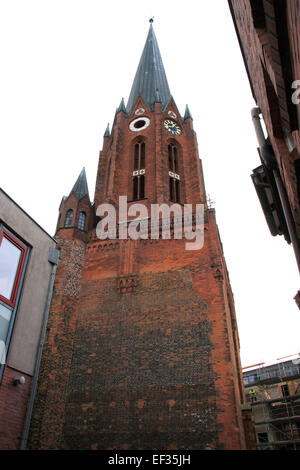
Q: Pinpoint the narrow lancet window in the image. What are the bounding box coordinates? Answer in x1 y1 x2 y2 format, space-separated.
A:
140 143 145 169
168 144 180 203
134 142 146 170
140 175 145 199
133 176 139 200
78 211 86 231
65 209 73 227
169 177 174 201
133 141 146 200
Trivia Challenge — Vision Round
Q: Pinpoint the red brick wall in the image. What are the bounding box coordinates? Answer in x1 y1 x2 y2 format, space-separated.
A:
27 237 86 449
27 211 246 450
0 366 31 449
241 407 256 450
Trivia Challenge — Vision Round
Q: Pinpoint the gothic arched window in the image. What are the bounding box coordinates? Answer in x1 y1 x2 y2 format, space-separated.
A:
65 209 73 227
78 211 86 231
134 142 145 170
133 141 146 200
168 144 180 203
168 144 178 173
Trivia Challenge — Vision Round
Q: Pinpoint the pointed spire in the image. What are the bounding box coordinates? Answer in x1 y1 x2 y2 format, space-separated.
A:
184 104 193 121
117 97 126 114
126 22 171 114
70 167 89 200
104 123 110 137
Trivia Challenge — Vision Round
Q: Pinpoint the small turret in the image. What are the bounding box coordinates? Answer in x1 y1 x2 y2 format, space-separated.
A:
56 168 94 239
183 104 193 121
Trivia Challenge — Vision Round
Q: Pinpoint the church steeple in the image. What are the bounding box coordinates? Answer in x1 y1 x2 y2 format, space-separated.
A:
29 21 246 452
126 22 171 114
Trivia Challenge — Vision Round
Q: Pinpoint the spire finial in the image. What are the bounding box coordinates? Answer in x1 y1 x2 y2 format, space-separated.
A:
149 17 154 23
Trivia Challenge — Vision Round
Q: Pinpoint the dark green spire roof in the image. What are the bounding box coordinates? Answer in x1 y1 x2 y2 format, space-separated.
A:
126 23 171 114
70 167 89 200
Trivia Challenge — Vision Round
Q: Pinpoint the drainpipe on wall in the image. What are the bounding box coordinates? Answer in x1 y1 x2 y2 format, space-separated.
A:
251 107 300 275
20 247 59 450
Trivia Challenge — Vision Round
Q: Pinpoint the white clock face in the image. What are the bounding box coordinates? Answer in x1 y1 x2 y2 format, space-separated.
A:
129 117 150 132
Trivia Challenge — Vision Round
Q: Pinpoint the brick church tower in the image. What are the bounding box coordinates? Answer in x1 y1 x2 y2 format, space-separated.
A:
27 22 246 450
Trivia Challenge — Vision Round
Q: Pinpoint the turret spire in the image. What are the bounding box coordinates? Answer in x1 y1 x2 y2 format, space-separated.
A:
184 104 193 121
117 98 126 114
104 123 110 137
70 167 89 200
126 22 171 114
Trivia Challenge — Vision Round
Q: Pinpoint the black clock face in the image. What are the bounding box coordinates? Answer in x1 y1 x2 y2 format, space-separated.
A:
164 119 181 136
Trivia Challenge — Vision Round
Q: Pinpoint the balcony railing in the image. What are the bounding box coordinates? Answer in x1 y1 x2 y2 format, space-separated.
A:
244 361 300 386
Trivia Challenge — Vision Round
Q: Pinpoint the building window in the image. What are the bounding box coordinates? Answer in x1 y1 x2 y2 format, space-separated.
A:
0 228 28 379
169 177 180 203
169 177 174 201
257 432 269 443
175 179 180 202
133 176 139 200
78 212 86 231
281 384 290 397
65 209 73 227
244 373 259 385
250 0 266 29
168 144 180 203
168 144 178 173
132 141 146 200
134 142 145 171
133 175 145 201
0 230 27 308
139 174 145 199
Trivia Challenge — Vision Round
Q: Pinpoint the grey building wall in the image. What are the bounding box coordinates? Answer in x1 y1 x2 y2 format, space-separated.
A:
0 188 56 375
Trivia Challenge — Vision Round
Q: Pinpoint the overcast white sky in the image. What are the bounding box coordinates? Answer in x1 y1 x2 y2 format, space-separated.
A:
0 0 299 368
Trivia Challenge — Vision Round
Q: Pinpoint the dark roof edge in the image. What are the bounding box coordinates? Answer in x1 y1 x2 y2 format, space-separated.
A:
0 187 57 243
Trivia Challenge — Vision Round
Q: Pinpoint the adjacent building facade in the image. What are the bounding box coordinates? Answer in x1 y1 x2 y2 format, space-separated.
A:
26 23 247 450
244 358 300 449
228 0 300 305
0 188 58 449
